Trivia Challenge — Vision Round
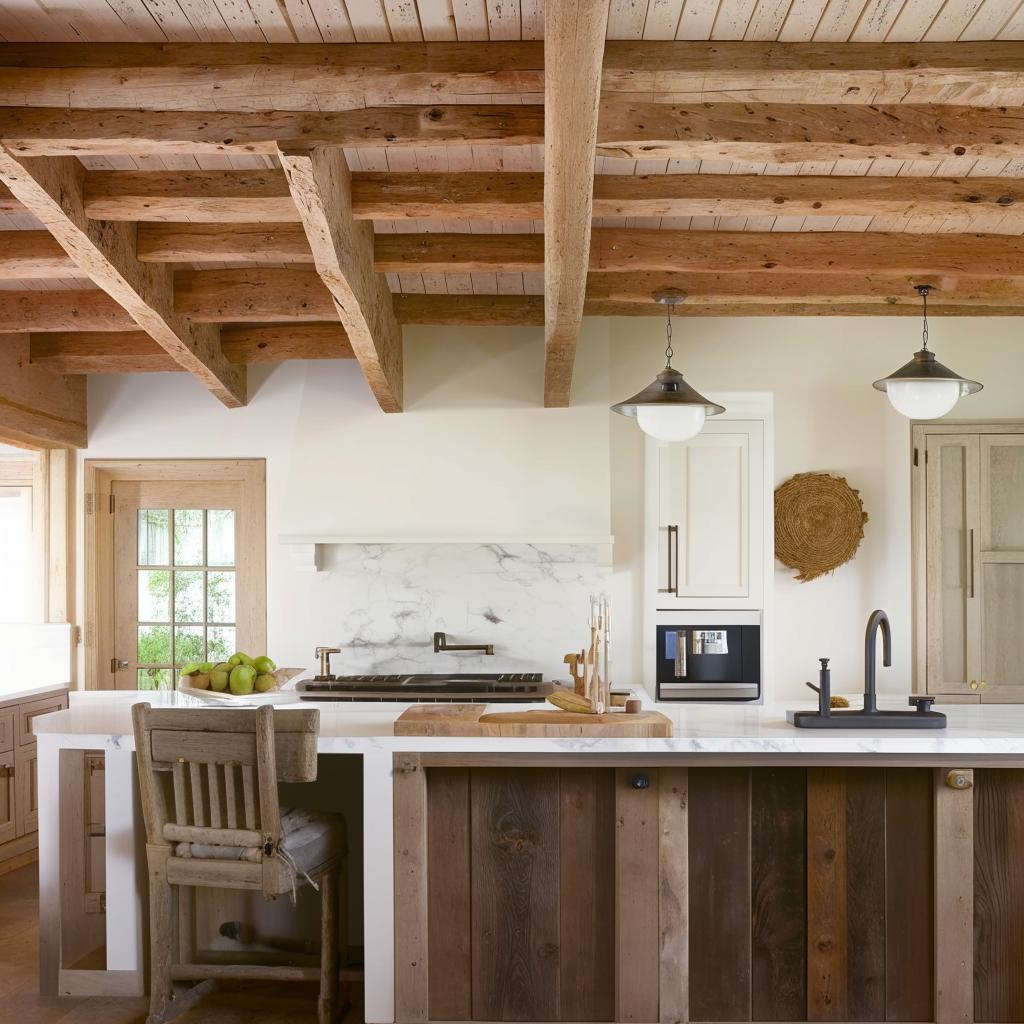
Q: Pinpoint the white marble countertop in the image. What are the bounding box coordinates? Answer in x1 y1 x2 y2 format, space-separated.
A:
0 681 69 706
28 689 1024 757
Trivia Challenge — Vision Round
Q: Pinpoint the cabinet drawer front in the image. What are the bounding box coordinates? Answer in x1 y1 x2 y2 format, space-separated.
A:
0 711 14 754
16 693 68 748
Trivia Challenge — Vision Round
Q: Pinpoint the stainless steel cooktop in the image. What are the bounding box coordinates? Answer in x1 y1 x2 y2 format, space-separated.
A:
297 673 552 703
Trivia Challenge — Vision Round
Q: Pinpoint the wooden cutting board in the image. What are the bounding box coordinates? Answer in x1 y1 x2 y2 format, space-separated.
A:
394 703 673 737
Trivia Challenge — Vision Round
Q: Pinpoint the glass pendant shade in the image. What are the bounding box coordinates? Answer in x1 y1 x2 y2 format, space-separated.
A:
872 285 982 420
611 290 725 442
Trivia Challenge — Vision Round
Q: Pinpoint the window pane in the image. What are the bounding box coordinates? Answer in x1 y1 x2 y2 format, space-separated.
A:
174 509 204 566
138 668 172 691
207 509 235 566
173 571 204 623
138 509 169 566
138 624 171 665
0 486 32 623
207 626 235 663
207 571 235 624
174 625 204 666
138 570 170 623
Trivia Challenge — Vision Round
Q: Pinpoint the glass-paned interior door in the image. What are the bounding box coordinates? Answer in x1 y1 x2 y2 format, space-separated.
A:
112 480 251 690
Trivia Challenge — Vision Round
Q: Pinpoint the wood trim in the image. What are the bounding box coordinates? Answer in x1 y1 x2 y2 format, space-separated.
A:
658 767 688 1024
934 768 974 1024
84 459 266 691
278 145 402 412
0 150 244 408
393 753 428 1024
542 0 608 408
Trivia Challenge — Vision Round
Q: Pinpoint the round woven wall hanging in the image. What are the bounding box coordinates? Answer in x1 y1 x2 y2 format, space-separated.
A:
774 472 869 583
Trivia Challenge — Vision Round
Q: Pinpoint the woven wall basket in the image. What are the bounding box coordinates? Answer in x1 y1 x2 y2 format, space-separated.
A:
774 472 869 583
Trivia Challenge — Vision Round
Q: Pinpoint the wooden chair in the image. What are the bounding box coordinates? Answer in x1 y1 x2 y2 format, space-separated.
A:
132 702 348 1024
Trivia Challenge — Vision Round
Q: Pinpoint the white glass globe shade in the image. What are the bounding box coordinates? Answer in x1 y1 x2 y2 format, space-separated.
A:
635 404 706 442
886 379 962 420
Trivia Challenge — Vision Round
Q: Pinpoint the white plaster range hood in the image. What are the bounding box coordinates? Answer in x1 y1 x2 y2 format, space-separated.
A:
279 533 616 572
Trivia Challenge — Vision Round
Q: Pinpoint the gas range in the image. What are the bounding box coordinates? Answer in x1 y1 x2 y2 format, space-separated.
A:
296 673 554 703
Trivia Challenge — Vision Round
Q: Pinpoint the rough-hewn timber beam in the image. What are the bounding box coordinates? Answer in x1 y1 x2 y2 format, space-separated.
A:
279 145 403 412
596 103 1024 163
30 324 353 372
126 226 1024 279
1 170 1019 226
0 333 86 447
543 0 609 408
0 106 543 157
0 230 87 279
0 149 245 407
3 41 1024 110
0 43 544 111
0 289 136 332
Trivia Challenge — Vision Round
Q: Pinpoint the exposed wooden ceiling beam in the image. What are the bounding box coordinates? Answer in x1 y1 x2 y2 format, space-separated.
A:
596 103 1024 163
0 333 86 448
0 289 136 332
279 145 403 412
0 105 544 157
543 0 609 409
30 324 353 373
6 170 1023 226
0 43 544 112
126 226 1024 280
0 230 87 279
2 41 1023 110
0 149 246 407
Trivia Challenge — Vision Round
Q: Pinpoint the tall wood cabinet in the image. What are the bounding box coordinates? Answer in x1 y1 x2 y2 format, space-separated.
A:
914 424 1024 701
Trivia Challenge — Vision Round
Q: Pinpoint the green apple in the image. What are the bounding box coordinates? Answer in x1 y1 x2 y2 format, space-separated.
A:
229 664 256 695
199 662 214 673
254 673 276 693
228 652 253 667
180 662 201 676
252 655 276 675
190 673 211 690
209 669 229 692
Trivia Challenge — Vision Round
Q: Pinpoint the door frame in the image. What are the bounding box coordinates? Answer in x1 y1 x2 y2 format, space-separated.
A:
911 422 1024 701
84 459 266 691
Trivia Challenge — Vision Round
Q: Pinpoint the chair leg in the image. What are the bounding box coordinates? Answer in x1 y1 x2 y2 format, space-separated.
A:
146 849 174 1024
318 865 340 1024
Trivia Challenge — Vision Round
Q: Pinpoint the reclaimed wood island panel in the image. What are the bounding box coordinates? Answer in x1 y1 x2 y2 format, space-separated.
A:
394 758 1024 1024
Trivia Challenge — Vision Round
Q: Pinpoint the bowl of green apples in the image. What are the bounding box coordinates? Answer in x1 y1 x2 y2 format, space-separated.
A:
177 653 303 703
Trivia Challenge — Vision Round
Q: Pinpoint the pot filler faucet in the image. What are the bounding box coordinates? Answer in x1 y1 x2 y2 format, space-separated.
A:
433 631 494 656
789 609 947 729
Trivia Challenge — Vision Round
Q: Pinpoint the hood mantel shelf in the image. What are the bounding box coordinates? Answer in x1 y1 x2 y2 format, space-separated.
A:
279 534 616 572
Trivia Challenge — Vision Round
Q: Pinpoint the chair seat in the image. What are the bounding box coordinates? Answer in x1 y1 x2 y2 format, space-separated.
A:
174 807 347 889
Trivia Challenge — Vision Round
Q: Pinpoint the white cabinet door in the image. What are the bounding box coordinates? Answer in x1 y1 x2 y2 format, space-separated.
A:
649 419 764 608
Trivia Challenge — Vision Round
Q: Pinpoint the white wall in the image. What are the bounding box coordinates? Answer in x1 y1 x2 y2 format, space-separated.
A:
75 313 1024 701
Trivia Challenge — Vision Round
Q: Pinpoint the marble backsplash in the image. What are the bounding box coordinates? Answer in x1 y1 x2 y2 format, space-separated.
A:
314 543 611 682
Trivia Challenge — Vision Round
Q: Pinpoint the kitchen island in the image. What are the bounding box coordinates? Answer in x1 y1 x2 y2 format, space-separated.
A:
32 692 1024 1024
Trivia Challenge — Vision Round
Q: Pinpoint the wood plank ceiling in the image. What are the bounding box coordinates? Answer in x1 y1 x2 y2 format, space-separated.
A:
2 0 1024 428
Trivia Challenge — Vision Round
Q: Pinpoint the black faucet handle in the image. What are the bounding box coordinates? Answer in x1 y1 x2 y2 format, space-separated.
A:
806 681 821 693
909 695 937 714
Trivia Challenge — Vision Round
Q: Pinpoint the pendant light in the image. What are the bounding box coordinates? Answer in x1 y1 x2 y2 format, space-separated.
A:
873 284 982 420
611 289 725 443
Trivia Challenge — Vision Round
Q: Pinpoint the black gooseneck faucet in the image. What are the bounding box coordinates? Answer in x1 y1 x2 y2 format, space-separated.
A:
863 609 892 715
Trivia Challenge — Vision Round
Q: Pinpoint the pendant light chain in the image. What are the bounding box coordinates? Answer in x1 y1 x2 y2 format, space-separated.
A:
664 302 674 368
920 285 930 352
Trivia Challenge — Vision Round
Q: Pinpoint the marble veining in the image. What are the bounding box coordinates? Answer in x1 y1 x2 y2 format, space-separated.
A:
313 542 610 680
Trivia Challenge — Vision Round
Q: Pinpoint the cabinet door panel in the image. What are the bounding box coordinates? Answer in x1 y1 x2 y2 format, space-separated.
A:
15 743 38 836
0 753 15 845
925 434 980 695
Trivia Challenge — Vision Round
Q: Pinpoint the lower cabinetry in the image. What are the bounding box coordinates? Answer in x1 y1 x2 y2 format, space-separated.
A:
0 689 68 872
394 758 1024 1024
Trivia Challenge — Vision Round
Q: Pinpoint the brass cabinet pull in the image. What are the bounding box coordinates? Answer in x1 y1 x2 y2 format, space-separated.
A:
660 524 679 595
969 528 976 599
970 679 988 692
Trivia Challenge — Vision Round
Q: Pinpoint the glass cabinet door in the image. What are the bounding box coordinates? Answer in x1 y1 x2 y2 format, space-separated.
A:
925 435 981 695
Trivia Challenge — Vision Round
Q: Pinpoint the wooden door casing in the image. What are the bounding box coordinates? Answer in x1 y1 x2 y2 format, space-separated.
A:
394 761 960 1024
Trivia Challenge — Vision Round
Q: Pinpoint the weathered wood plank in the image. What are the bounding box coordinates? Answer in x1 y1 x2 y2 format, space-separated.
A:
807 767 847 1022
426 768 472 1021
470 768 560 1022
597 103 1024 164
689 768 752 1023
659 767 688 1024
0 289 136 332
542 0 608 409
0 105 544 157
559 769 615 1023
0 149 245 407
885 769 934 1023
845 769 886 1022
0 230 81 279
751 768 805 1022
615 768 661 1024
278 146 402 413
935 769 974 1024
